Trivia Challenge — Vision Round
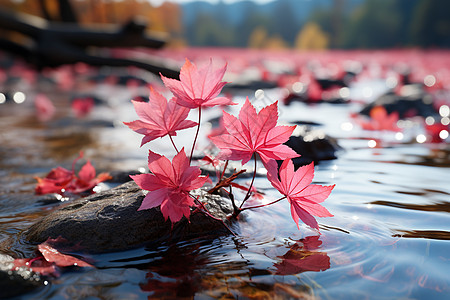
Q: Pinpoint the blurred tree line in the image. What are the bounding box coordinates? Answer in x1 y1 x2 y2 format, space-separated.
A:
0 0 185 47
0 0 448 49
185 0 450 49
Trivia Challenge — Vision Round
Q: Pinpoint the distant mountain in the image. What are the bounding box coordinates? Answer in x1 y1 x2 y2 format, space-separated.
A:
181 0 365 26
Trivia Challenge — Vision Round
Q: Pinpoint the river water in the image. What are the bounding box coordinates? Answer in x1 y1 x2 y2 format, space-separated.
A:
0 50 449 299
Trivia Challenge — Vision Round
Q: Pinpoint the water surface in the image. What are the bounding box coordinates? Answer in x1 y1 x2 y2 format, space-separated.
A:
0 54 449 299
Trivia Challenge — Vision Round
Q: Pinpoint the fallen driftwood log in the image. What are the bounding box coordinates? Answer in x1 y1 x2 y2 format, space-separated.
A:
0 9 179 78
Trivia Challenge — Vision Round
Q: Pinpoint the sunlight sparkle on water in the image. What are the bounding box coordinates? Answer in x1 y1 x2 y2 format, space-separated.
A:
93 186 102 193
425 116 435 125
341 122 353 131
56 193 69 202
424 75 436 87
416 134 427 143
292 82 304 93
339 87 350 98
439 105 450 117
395 132 404 140
386 76 398 89
439 130 449 140
255 89 265 100
368 140 377 148
13 92 26 104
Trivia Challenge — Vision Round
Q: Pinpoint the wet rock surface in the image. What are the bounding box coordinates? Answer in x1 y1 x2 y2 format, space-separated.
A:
7 181 233 254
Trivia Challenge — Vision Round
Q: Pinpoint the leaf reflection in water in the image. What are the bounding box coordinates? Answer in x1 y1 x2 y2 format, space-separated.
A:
274 235 330 275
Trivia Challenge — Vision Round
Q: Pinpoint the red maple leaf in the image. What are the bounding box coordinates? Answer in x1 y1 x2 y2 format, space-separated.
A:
161 58 235 109
131 148 210 223
35 153 111 195
266 159 334 232
124 88 198 146
210 98 299 166
37 243 93 268
67 160 112 194
35 166 74 195
12 239 93 277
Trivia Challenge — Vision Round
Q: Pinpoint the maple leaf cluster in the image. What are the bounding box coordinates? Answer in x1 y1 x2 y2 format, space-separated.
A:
35 152 111 196
125 58 335 233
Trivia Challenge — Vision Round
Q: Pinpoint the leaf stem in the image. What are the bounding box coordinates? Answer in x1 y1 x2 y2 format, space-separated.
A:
219 160 229 181
228 185 239 215
71 151 84 173
190 107 202 163
169 135 179 153
240 152 257 208
240 195 286 211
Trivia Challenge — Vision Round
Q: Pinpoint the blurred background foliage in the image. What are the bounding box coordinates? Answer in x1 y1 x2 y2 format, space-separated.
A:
0 0 448 50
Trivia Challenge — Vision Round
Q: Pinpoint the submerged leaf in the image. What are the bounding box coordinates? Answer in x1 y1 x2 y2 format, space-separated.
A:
38 244 93 268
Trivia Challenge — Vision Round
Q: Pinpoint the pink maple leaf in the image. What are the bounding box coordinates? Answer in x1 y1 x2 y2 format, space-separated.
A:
210 98 299 166
266 159 334 232
124 88 198 146
201 154 222 168
131 148 210 223
161 58 235 109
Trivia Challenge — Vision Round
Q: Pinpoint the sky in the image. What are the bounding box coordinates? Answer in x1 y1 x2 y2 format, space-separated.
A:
148 0 274 6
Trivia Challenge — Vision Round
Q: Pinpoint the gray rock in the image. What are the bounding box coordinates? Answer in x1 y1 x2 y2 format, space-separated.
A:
14 181 233 253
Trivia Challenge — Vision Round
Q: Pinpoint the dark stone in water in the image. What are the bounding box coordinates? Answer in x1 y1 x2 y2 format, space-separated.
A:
0 254 43 299
224 80 278 91
360 87 438 119
17 181 233 253
106 169 142 183
285 125 341 166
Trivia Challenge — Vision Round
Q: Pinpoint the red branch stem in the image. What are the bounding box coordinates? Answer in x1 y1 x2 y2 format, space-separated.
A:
189 107 202 164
